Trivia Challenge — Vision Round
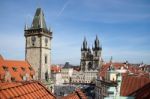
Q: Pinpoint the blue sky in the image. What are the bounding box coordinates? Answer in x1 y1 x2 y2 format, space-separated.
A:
0 0 150 65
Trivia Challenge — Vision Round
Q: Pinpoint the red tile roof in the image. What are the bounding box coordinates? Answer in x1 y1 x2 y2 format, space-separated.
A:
0 81 56 99
99 62 148 79
51 65 61 73
99 63 125 78
120 75 150 96
0 55 35 82
60 88 87 99
128 82 150 99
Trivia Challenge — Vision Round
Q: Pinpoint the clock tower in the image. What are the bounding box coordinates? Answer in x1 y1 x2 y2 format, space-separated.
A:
24 8 52 81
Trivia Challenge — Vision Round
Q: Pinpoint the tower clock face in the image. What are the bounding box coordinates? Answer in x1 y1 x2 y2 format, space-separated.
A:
31 36 36 46
31 36 36 42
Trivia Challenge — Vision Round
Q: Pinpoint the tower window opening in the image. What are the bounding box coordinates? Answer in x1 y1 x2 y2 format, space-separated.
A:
45 38 48 46
31 36 36 46
45 56 47 64
95 52 98 56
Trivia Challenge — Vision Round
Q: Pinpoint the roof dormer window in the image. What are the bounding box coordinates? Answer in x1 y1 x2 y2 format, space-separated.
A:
21 67 25 71
11 77 15 81
3 66 8 71
29 67 33 71
12 67 17 72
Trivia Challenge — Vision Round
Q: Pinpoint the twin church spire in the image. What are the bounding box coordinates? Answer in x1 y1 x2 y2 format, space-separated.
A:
82 37 88 50
81 35 102 51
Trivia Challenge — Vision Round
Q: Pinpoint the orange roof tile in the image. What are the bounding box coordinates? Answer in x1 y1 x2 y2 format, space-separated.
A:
128 82 150 99
0 55 35 82
0 81 56 99
51 65 61 73
60 88 87 99
120 75 150 96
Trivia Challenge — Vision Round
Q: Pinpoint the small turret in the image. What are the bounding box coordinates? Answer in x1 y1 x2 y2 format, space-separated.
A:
24 23 28 30
81 45 83 51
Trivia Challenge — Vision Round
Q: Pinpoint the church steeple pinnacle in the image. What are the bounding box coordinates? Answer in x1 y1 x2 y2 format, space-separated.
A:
31 8 47 30
93 35 102 51
95 35 100 48
82 37 88 50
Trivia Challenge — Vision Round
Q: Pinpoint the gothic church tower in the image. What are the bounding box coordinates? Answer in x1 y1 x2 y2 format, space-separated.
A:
92 35 102 70
24 8 52 81
80 36 102 71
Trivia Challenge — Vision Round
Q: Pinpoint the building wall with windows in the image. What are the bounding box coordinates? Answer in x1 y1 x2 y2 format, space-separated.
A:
24 8 52 81
61 68 73 83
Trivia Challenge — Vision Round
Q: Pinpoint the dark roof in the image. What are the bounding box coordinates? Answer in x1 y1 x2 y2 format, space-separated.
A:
0 81 56 99
63 62 74 68
31 8 47 30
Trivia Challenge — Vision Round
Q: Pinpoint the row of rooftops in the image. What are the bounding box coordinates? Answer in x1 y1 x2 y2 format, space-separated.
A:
97 61 150 98
99 62 150 79
0 55 87 99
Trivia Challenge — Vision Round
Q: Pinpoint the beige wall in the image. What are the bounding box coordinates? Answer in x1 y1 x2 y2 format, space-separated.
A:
26 34 51 80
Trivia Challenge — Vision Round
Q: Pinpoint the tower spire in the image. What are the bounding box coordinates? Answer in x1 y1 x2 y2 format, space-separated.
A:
94 35 100 49
31 8 47 30
83 37 87 50
81 45 83 51
93 35 101 51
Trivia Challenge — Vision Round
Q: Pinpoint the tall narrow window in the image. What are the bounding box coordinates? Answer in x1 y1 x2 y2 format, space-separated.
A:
31 36 36 46
95 52 98 56
45 38 48 46
45 56 47 64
